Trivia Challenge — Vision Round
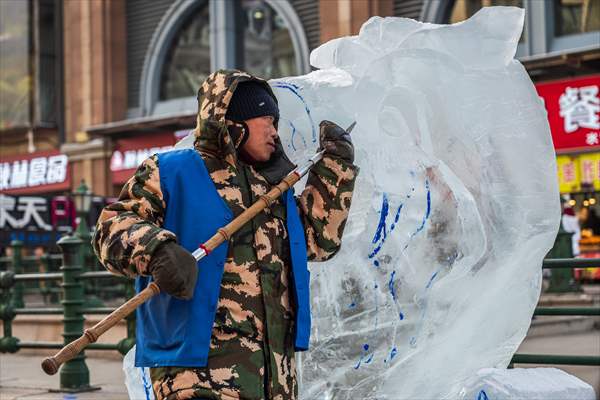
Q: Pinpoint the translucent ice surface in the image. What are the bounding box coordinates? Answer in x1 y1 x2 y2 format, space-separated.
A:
460 368 596 400
272 7 559 400
176 6 560 399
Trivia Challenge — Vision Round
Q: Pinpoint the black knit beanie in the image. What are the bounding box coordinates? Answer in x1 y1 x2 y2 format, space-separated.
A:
226 81 279 123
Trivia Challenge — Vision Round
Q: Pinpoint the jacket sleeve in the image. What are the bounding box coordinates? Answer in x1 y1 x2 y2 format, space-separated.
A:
297 155 358 261
92 155 177 278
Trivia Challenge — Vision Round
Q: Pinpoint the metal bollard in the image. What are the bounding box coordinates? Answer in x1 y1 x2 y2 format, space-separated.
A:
10 240 24 308
0 270 19 353
40 253 50 304
546 225 578 293
75 223 103 308
57 235 94 392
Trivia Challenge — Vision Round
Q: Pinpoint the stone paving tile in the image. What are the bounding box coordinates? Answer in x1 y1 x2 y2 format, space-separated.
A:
0 353 128 400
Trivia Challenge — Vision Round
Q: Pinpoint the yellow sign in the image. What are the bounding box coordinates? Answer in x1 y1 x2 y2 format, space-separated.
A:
557 152 600 193
579 153 600 191
557 155 580 193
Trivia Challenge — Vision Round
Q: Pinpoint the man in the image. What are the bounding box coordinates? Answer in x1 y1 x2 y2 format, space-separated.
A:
92 70 358 400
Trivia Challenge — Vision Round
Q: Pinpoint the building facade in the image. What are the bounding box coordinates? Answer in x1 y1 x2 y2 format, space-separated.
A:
1 0 599 250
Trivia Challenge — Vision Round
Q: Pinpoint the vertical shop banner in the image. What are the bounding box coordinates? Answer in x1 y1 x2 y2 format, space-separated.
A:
536 74 600 152
557 155 580 193
578 152 600 191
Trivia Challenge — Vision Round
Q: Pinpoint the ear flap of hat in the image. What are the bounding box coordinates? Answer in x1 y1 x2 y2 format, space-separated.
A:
226 121 250 150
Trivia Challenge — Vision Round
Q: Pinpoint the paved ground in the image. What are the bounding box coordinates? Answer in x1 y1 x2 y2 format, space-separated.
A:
1 328 598 399
2 284 599 399
0 354 127 400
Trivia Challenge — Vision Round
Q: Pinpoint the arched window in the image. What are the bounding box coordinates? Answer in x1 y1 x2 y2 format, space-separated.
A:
137 0 309 117
159 4 211 101
236 0 298 78
554 0 600 37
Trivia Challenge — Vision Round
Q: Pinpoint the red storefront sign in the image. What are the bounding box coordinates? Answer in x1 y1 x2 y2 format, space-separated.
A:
111 132 183 184
535 74 600 153
0 150 71 195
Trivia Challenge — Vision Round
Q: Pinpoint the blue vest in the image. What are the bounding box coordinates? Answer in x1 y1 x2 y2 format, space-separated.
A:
134 149 310 367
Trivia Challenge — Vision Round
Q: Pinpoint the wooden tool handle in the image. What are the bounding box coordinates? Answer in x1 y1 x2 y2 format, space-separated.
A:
204 173 300 252
41 282 160 375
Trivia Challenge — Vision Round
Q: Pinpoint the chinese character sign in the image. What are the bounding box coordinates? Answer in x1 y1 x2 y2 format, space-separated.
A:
557 155 580 193
110 132 177 184
0 194 66 248
579 153 600 191
556 153 600 193
1 195 64 232
581 157 596 184
559 85 600 133
537 75 600 151
0 151 70 195
0 194 112 248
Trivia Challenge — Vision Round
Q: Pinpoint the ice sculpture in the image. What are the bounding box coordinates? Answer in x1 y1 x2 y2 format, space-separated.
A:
176 6 560 399
272 7 559 399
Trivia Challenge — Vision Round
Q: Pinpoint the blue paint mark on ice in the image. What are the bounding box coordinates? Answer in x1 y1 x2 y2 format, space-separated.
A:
354 358 362 370
425 271 439 289
349 302 356 309
476 390 489 400
414 180 431 234
354 343 374 369
394 204 403 223
387 271 405 320
372 193 389 244
371 179 428 260
272 82 317 142
287 121 297 151
369 194 403 262
384 347 398 364
281 82 300 90
287 120 306 151
388 270 397 300
403 180 432 250
369 244 384 260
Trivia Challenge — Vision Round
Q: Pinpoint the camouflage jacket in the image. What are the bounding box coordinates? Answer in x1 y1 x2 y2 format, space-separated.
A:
92 70 358 400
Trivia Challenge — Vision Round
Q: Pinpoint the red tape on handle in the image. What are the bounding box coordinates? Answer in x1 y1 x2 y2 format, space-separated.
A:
199 243 211 255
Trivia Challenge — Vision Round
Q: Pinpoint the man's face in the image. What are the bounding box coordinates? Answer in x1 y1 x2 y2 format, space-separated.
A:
242 116 278 162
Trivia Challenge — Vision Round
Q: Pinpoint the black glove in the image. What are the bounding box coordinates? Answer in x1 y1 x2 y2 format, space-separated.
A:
148 241 198 300
319 120 355 163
